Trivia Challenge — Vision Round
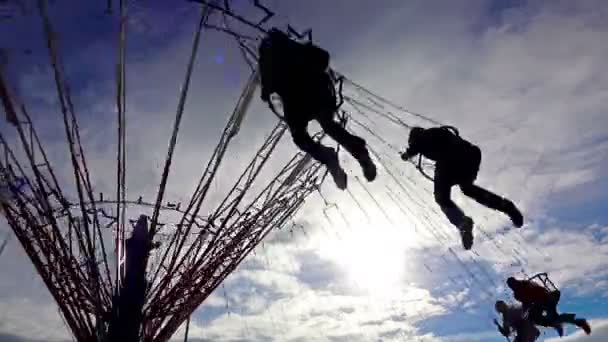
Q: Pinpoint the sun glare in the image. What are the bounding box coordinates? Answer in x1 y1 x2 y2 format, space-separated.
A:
317 220 417 297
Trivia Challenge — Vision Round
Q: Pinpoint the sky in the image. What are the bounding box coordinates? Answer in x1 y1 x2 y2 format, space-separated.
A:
1 0 608 341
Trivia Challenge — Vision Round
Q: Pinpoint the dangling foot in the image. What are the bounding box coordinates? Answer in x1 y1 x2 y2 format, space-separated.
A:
356 149 377 182
458 216 474 250
575 319 591 335
325 151 347 190
553 323 564 337
503 200 524 228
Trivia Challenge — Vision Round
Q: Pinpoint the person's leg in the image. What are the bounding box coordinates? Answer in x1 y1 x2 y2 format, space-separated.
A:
559 313 577 324
543 303 564 337
435 166 467 226
529 305 550 327
574 317 592 335
286 112 347 189
435 165 473 249
515 323 539 342
513 333 523 342
559 312 591 334
458 145 523 227
288 119 333 164
550 295 591 335
459 183 506 210
460 183 523 227
317 113 377 181
545 293 560 323
317 114 366 155
531 325 541 342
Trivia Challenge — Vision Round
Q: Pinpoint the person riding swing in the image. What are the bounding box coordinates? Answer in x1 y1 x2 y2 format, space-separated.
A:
507 276 591 336
401 126 524 249
494 300 541 342
258 28 377 190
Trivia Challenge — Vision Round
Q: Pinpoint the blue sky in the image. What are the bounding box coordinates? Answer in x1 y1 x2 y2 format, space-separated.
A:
1 0 608 341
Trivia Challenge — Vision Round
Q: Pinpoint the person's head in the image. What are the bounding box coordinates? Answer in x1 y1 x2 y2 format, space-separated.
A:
259 36 271 54
260 28 290 55
409 126 424 144
506 277 517 289
266 28 289 45
268 27 287 38
495 300 508 313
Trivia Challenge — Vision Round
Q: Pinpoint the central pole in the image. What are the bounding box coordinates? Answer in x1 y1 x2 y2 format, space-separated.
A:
106 215 151 341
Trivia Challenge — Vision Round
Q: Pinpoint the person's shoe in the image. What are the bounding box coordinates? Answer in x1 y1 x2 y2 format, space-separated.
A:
503 200 524 228
325 151 347 190
356 149 377 182
575 319 591 335
458 216 474 250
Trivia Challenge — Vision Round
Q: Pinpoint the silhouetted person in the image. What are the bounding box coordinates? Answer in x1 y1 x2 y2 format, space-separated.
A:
259 28 376 190
507 277 591 336
401 126 523 249
494 300 540 342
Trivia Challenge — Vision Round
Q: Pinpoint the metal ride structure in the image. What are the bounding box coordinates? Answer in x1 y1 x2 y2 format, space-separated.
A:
0 0 328 341
195 0 555 330
527 273 559 293
0 0 547 341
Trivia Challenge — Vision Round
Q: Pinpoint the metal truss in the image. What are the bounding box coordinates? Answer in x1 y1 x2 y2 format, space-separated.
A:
0 1 329 341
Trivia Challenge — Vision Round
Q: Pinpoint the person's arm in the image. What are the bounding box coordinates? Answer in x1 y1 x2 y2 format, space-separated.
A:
260 85 273 103
259 71 274 103
400 147 418 161
493 319 509 337
258 48 276 103
401 130 424 160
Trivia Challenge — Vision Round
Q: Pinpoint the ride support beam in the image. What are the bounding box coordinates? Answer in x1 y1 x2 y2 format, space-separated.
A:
106 215 151 342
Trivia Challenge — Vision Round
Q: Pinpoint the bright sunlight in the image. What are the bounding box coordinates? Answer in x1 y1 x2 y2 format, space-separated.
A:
316 207 422 297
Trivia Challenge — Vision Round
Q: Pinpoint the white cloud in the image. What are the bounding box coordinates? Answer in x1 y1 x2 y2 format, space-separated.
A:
0 298 69 342
440 330 498 342
501 224 608 294
203 291 228 309
551 169 596 192
546 319 608 342
188 290 443 342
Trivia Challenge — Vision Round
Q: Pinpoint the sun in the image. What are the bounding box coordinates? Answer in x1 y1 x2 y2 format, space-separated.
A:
317 219 418 297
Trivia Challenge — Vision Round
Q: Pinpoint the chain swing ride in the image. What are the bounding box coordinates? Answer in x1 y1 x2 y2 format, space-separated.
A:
0 0 564 341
